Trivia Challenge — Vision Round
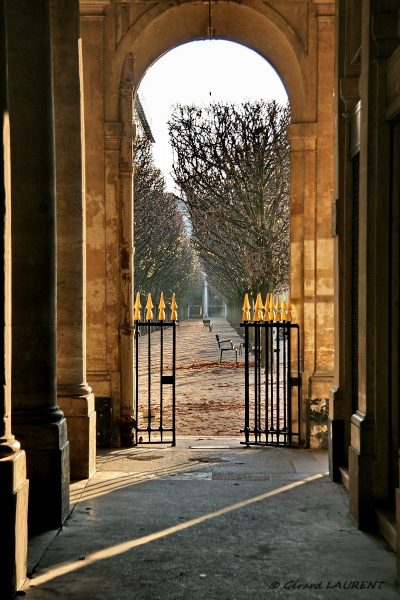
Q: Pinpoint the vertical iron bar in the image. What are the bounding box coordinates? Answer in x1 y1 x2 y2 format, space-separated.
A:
135 320 139 445
254 323 259 442
147 320 151 442
270 321 274 435
297 325 301 445
244 323 250 445
276 321 280 445
287 323 292 446
160 324 164 442
264 324 268 444
283 322 287 443
172 321 176 446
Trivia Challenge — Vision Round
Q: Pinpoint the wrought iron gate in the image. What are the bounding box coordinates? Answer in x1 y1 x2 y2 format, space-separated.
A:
240 293 301 447
134 292 177 446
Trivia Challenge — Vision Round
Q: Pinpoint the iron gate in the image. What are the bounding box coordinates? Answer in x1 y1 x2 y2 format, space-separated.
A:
240 293 301 447
134 293 177 446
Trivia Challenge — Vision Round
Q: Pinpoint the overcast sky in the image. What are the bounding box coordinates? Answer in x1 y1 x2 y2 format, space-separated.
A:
138 40 288 192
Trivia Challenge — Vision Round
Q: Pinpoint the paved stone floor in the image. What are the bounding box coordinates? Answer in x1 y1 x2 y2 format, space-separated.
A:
25 440 399 600
23 320 399 599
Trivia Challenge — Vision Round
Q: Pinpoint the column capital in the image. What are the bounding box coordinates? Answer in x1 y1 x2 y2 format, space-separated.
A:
80 0 110 16
287 122 317 151
312 0 335 18
105 121 122 150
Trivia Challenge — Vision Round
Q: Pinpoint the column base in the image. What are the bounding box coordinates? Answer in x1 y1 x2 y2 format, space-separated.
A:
348 412 375 530
58 393 96 479
328 386 346 482
13 418 69 535
328 416 345 481
396 487 400 576
0 450 29 597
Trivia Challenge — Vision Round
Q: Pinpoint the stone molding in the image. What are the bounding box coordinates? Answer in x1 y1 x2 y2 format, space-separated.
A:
287 122 317 151
104 121 122 150
312 0 335 18
80 0 110 16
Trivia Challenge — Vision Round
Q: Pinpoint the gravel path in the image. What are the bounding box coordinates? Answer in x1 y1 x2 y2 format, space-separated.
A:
136 318 246 438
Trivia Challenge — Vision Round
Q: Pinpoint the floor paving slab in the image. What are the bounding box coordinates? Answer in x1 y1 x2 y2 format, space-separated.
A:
25 440 399 600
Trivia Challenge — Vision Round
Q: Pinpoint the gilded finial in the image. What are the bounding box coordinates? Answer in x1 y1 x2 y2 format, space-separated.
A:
145 293 154 321
242 293 251 321
268 293 274 321
264 293 271 321
158 292 166 321
133 292 141 321
170 293 178 321
254 292 264 322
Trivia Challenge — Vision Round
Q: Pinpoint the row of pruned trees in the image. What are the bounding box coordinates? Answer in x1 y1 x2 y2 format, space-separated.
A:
134 100 290 309
133 135 202 303
168 100 290 303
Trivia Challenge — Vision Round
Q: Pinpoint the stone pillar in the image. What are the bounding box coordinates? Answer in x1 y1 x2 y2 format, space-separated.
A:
347 1 375 529
330 70 359 480
0 3 29 594
288 121 318 446
118 67 135 446
104 120 123 443
81 4 115 421
7 0 69 533
50 0 96 480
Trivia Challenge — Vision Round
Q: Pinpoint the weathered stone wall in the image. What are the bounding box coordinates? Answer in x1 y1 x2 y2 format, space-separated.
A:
80 0 335 446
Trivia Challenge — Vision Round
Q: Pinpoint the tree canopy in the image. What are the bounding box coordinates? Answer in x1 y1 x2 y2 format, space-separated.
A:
133 135 201 305
168 100 290 302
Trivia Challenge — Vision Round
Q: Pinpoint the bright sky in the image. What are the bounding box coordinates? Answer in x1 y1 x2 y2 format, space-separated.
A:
138 40 288 192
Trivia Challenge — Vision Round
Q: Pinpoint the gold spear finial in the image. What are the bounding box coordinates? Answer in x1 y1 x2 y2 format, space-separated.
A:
254 292 264 322
170 293 178 321
133 292 142 321
158 292 166 321
268 293 275 321
264 293 271 321
145 293 154 321
242 293 251 321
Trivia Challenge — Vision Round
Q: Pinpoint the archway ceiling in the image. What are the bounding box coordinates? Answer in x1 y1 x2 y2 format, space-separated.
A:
106 0 318 122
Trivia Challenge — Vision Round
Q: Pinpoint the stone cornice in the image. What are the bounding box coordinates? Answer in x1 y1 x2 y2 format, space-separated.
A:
312 0 335 18
80 0 110 16
105 121 123 151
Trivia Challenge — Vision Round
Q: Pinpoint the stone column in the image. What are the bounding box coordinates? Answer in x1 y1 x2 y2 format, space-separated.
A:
0 3 29 594
7 0 69 533
118 69 135 446
288 121 318 446
50 0 96 480
330 71 359 480
313 0 335 399
81 4 114 417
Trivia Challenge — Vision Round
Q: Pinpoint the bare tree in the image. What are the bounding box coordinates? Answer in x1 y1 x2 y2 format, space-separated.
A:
168 100 290 302
134 135 201 305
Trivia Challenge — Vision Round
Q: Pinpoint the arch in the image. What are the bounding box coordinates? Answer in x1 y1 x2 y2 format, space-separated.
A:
106 0 314 123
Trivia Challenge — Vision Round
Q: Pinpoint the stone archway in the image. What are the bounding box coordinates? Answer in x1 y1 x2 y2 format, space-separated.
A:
80 0 335 446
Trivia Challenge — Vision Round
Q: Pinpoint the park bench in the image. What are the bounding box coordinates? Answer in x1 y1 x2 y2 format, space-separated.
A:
203 318 213 331
215 334 238 364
